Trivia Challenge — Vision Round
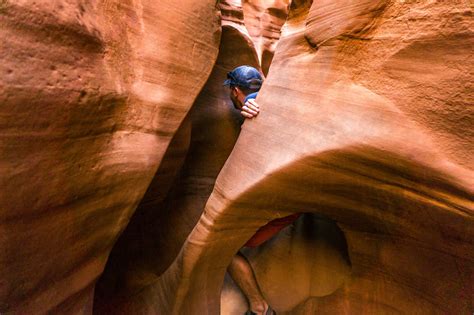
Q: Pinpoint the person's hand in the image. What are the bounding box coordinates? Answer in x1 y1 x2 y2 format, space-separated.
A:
241 99 260 119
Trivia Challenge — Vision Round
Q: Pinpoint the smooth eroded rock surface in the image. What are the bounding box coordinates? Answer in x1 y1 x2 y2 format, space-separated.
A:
1 0 473 314
0 1 220 313
242 0 290 75
93 1 261 313
153 0 473 313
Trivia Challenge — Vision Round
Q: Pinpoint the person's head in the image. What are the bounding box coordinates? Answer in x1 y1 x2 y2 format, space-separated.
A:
223 65 263 109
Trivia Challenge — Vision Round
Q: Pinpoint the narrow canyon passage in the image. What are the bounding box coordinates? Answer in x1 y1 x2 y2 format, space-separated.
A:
93 19 261 314
144 0 473 313
0 0 472 314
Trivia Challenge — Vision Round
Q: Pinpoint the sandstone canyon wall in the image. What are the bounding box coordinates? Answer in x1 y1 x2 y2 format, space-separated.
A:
1 0 473 314
151 0 473 314
242 0 290 75
93 1 262 312
0 1 221 313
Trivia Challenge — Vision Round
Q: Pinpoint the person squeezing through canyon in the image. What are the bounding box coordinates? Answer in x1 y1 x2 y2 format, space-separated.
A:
224 66 302 315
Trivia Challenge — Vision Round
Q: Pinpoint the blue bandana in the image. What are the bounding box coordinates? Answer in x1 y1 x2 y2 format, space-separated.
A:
223 65 263 89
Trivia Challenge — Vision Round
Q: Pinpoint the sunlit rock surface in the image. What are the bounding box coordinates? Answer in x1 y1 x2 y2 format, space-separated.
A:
220 0 290 75
1 0 473 314
154 0 473 314
0 1 220 313
93 1 261 313
242 0 291 75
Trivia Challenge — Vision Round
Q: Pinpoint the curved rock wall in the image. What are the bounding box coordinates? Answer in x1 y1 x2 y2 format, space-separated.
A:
93 1 262 313
153 0 473 314
242 0 290 75
222 214 352 313
2 0 472 314
220 0 290 75
0 1 220 313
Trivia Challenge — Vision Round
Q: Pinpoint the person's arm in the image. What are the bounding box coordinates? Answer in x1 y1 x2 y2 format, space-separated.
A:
241 99 260 119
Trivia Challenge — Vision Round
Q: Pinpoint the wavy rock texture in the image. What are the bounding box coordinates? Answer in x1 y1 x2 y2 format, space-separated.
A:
93 2 261 313
2 0 473 314
0 1 220 313
220 0 290 75
154 0 474 314
242 0 291 75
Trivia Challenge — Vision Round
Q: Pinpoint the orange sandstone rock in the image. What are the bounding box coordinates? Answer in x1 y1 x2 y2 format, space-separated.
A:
242 0 290 75
153 0 474 314
0 1 220 313
1 0 472 314
221 0 290 75
93 2 261 313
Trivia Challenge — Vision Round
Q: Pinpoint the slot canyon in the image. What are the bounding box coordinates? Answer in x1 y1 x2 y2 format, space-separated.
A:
0 0 472 314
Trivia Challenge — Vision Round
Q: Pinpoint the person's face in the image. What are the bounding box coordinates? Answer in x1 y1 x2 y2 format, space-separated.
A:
229 86 245 110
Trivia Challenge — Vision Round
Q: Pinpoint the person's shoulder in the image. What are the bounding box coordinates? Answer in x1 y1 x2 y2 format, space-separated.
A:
244 92 258 103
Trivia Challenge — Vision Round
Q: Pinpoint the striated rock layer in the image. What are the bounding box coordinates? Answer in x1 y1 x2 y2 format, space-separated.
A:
153 0 474 314
93 1 261 313
0 1 220 313
242 0 290 75
1 0 472 314
220 0 290 75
